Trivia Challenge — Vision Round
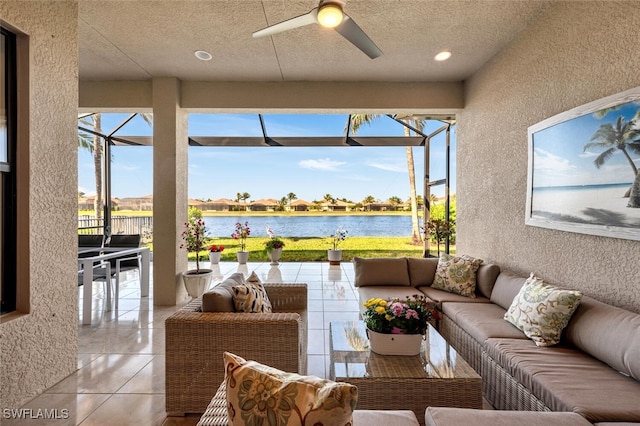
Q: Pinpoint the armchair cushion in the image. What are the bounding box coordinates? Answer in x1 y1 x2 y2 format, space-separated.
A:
202 273 245 312
232 280 273 313
224 352 357 426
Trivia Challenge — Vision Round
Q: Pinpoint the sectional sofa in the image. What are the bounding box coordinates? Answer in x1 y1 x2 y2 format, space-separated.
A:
353 256 640 424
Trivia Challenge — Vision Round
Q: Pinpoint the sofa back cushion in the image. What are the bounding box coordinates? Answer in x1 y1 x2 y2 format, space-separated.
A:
476 263 501 299
407 257 438 287
564 296 640 381
202 272 245 312
490 271 527 310
353 257 410 287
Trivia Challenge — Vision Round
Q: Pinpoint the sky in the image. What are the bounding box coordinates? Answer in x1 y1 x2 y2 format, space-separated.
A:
532 101 640 188
78 113 456 203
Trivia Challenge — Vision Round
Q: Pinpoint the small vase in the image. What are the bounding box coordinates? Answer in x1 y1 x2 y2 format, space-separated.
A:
236 251 249 264
268 247 282 265
327 249 342 265
181 269 214 299
209 251 221 264
366 328 424 356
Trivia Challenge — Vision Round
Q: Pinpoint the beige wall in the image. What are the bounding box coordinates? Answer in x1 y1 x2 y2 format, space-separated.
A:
0 1 79 408
457 1 640 313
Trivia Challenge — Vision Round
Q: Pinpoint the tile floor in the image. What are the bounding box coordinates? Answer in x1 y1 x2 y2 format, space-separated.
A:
9 261 361 426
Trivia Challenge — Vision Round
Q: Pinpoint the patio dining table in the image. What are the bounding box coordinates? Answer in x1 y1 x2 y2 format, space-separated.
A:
78 246 150 325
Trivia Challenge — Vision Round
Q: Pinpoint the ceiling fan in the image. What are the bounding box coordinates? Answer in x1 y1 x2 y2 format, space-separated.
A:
252 0 383 59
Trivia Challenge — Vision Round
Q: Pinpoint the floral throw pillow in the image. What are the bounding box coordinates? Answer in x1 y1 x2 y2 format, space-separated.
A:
504 273 582 347
224 352 358 426
431 254 483 298
231 278 273 313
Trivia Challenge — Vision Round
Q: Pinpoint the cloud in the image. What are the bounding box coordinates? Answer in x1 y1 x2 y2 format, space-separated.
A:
298 158 346 171
534 148 576 172
579 151 599 158
367 162 405 173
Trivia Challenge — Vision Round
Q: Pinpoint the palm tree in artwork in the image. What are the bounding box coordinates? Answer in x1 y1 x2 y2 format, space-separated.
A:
584 116 640 203
349 114 424 243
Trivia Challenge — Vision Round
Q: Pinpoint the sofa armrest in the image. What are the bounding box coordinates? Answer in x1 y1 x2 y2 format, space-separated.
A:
264 283 307 311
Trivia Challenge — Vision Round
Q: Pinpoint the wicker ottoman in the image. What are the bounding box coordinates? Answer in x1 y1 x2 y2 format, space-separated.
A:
424 407 593 426
197 382 419 426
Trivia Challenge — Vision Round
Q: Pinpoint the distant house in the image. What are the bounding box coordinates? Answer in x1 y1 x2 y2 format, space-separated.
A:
204 198 239 211
364 202 393 212
118 194 153 211
78 196 120 211
251 198 279 211
320 199 354 211
290 199 312 211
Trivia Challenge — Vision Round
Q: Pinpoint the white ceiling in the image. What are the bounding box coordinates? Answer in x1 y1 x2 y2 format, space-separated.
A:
78 0 553 83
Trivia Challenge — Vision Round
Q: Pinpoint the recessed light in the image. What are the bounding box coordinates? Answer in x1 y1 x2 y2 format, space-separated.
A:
195 50 212 61
434 50 452 61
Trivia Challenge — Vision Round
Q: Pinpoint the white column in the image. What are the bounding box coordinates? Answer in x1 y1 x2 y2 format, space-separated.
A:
152 77 188 305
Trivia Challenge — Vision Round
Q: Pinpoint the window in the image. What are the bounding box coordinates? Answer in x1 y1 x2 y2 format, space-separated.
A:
1 27 17 314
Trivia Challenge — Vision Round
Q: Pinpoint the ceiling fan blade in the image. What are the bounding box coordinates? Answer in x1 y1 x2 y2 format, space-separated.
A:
334 14 383 59
252 9 319 38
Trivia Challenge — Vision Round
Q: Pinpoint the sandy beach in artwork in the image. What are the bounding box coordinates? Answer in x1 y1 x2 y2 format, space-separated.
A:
531 184 640 228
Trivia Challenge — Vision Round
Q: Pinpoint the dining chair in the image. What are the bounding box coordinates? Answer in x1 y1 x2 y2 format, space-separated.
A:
106 234 142 308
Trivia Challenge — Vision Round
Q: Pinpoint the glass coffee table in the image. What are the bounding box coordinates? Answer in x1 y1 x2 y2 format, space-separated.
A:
329 320 482 426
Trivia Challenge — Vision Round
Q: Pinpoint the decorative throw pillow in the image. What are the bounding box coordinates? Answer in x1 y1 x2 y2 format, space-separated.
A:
504 273 582 347
232 277 273 313
431 254 483 298
224 352 358 426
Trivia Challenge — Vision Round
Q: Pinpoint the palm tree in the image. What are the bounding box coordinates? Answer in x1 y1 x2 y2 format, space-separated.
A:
388 195 403 211
584 116 640 199
349 114 424 243
287 192 297 210
241 192 251 211
278 197 287 211
362 195 376 211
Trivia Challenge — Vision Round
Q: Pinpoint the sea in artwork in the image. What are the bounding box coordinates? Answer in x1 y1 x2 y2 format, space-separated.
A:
531 182 640 228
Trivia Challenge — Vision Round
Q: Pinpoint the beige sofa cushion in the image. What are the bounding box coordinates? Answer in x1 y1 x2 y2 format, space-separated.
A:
354 410 419 426
202 272 245 312
476 263 501 299
353 257 410 287
485 338 640 422
490 271 527 310
564 296 640 381
425 407 592 426
407 257 438 287
442 302 528 343
418 286 490 309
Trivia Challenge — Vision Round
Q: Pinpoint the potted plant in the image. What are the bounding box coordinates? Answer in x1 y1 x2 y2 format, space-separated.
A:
362 295 439 356
425 219 454 257
179 207 213 298
208 244 224 264
328 226 347 264
231 221 250 264
264 225 285 265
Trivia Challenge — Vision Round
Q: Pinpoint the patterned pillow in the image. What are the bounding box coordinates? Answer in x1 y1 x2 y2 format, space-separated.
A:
504 273 582 347
224 352 357 426
232 279 273 313
431 254 483 298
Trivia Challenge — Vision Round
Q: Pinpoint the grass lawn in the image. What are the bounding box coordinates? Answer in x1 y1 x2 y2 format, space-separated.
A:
184 236 455 262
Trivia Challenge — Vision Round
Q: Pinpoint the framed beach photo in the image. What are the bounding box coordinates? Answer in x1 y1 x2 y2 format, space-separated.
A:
526 86 640 241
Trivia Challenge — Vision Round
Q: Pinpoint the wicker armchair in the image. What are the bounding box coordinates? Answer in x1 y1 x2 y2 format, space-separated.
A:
165 283 308 416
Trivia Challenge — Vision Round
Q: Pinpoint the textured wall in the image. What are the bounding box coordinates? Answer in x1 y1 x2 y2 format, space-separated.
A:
457 1 640 313
0 1 79 408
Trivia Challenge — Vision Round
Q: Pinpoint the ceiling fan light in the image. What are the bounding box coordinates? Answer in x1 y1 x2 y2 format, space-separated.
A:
317 3 343 28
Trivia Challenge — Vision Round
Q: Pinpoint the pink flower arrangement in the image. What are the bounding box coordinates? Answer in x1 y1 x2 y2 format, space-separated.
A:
363 295 439 335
